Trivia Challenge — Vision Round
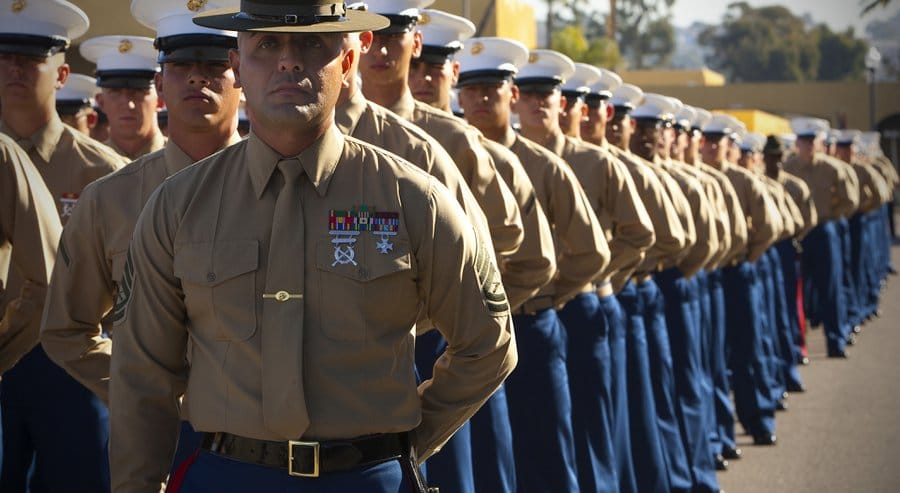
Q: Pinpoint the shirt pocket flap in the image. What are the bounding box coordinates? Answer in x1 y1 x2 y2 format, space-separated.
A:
174 240 259 287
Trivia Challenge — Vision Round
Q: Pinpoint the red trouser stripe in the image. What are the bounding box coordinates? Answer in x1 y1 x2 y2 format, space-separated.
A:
165 450 201 493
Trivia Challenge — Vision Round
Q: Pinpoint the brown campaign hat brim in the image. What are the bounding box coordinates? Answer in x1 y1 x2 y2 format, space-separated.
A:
193 7 389 33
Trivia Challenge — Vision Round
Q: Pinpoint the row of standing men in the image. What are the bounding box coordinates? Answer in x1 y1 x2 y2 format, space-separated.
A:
1 0 898 492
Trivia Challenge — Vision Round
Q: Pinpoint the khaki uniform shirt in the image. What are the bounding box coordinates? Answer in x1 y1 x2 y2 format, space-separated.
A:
0 116 125 373
109 128 517 492
0 135 62 337
105 130 167 161
656 156 718 277
849 158 890 213
760 175 795 241
499 127 609 307
40 135 241 403
697 162 749 270
538 131 654 285
784 152 859 221
776 171 818 240
710 161 782 263
871 154 899 189
640 152 698 269
388 90 523 256
481 138 556 309
607 144 686 289
677 159 731 270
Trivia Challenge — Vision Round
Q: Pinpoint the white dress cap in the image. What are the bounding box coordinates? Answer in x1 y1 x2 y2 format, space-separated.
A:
371 0 435 17
779 133 797 150
56 73 99 104
691 107 713 130
132 0 238 39
675 104 696 129
858 131 882 156
631 93 678 121
418 9 475 48
702 113 734 134
739 132 765 152
0 0 89 57
515 49 576 87
835 129 861 146
609 83 643 110
789 117 830 139
590 68 622 98
80 36 160 88
561 63 603 94
455 36 529 86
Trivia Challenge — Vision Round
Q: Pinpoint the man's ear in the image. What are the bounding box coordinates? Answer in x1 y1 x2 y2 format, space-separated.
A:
55 62 70 90
510 84 519 105
154 71 166 105
579 101 588 119
95 92 106 113
229 49 242 89
86 110 98 129
451 60 460 86
412 30 423 58
341 45 356 87
605 102 614 120
359 31 374 54
558 94 567 115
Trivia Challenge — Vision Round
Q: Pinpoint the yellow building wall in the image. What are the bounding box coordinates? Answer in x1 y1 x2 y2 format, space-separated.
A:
429 0 537 48
620 68 725 88
713 109 792 135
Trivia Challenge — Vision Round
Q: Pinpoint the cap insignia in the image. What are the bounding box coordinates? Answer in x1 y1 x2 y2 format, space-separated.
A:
11 0 25 13
528 52 539 64
119 39 133 54
470 41 483 55
186 0 207 12
418 12 430 25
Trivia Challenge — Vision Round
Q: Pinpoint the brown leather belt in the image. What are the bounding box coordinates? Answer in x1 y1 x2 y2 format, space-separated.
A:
201 431 408 478
514 295 555 316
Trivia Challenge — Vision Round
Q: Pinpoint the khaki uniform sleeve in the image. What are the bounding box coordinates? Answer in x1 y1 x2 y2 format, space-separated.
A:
489 146 555 309
40 185 114 403
612 157 684 290
110 185 188 493
853 163 886 213
415 182 518 460
833 158 860 218
716 174 748 268
745 178 782 262
549 164 609 305
673 173 718 277
599 154 654 284
0 141 61 373
654 169 697 269
699 172 731 269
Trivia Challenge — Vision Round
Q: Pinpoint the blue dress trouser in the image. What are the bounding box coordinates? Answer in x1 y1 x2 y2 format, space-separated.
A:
775 240 805 369
757 251 786 403
173 450 416 492
557 292 617 493
707 270 736 453
639 278 692 493
470 383 516 493
0 346 110 493
617 281 670 493
654 268 720 493
414 330 474 493
506 309 579 493
849 213 872 320
837 218 862 330
802 221 849 354
601 293 636 493
767 247 804 390
722 261 776 437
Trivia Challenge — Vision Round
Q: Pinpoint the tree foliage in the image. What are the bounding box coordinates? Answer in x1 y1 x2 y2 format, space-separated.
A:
614 0 676 68
551 25 624 68
699 2 869 82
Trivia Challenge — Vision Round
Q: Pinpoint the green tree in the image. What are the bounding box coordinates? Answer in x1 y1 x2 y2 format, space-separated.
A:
699 3 821 82
814 25 869 81
615 0 676 68
551 25 624 69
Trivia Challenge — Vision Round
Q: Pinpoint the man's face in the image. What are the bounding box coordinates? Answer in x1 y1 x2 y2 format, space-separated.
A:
835 144 853 162
513 88 563 133
408 58 456 109
672 129 689 157
232 32 351 130
59 107 96 135
458 80 515 131
700 134 728 164
763 152 782 177
558 96 585 136
96 86 159 138
630 119 664 160
606 113 632 150
360 30 421 88
156 60 241 132
582 99 611 144
727 140 742 163
0 52 67 107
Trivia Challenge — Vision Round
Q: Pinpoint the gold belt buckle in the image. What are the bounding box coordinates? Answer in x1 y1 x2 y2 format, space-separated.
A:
288 440 320 477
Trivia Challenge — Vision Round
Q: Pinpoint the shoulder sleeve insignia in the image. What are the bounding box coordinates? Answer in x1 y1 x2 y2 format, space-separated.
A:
474 239 509 314
111 248 135 325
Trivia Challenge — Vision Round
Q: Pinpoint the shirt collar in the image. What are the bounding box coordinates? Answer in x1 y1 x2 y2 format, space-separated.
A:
386 89 416 121
548 129 567 157
163 131 243 176
335 90 367 136
0 115 64 163
247 125 345 199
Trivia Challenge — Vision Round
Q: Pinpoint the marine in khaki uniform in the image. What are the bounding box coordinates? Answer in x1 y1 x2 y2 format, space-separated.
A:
783 117 859 358
0 134 61 339
359 1 523 258
110 3 517 491
54 73 100 136
81 35 167 160
517 49 654 493
579 69 683 492
407 14 554 491
859 131 898 279
0 2 126 491
606 82 696 493
630 93 722 493
701 115 783 449
763 134 817 366
41 0 244 406
456 36 608 493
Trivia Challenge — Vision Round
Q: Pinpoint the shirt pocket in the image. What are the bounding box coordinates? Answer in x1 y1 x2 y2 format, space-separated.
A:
315 237 415 342
174 240 259 341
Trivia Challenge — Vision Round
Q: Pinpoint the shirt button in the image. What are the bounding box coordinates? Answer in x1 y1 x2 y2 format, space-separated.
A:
207 272 216 282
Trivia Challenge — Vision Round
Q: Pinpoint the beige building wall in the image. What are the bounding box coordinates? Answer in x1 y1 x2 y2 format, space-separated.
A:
430 0 537 48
